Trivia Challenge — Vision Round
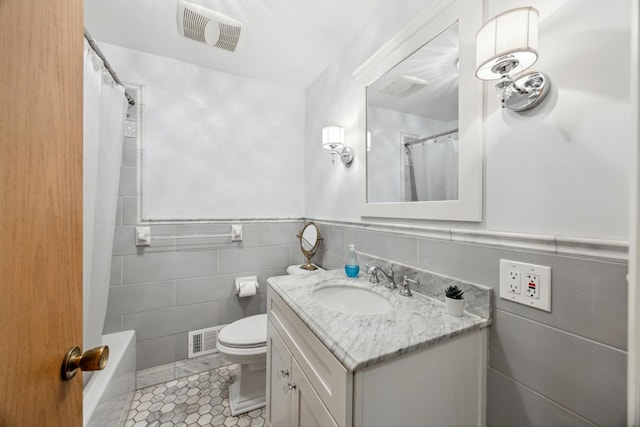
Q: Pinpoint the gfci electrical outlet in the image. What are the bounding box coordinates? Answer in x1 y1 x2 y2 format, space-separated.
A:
524 273 540 299
499 259 551 312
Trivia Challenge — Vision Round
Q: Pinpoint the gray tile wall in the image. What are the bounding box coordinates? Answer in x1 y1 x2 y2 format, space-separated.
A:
106 217 305 370
107 195 626 424
313 221 628 426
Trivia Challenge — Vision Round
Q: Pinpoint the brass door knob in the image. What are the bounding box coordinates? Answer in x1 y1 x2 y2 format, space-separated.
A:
61 345 109 380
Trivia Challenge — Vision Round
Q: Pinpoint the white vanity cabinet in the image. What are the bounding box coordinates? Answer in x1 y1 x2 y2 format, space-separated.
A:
266 287 487 427
267 320 339 427
267 322 292 426
289 358 340 427
267 290 350 427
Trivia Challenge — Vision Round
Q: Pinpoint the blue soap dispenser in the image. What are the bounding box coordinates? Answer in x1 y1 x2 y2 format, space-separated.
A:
345 244 360 277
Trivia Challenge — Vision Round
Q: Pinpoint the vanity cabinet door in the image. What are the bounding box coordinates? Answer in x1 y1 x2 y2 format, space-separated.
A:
268 289 351 425
290 358 339 427
267 320 293 427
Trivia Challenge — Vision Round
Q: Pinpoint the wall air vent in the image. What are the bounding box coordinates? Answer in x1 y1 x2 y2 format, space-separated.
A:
177 0 245 53
188 325 224 358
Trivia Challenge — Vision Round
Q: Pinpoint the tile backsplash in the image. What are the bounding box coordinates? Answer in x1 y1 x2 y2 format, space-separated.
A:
357 252 491 319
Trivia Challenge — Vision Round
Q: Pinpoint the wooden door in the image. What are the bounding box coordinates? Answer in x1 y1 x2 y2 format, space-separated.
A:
0 0 84 425
629 2 640 424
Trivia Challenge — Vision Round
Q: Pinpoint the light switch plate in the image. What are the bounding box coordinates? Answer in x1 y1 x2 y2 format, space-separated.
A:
499 259 551 312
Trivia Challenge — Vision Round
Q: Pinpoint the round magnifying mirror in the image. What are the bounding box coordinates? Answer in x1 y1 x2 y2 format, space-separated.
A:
297 222 323 270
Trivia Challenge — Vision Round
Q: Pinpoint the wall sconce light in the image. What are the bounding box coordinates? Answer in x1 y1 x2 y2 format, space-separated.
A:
322 126 354 166
475 7 550 112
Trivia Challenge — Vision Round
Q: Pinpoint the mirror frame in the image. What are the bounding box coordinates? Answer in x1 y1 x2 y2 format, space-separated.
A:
296 222 323 271
353 0 483 221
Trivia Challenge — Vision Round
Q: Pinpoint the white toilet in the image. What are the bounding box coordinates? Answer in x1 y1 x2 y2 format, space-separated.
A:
216 265 323 416
217 313 268 416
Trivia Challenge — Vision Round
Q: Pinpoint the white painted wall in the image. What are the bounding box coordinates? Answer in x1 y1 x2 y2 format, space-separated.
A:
305 0 632 241
100 44 306 220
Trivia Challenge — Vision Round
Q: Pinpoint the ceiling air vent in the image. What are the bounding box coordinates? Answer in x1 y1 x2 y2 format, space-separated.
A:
177 0 245 53
380 75 429 97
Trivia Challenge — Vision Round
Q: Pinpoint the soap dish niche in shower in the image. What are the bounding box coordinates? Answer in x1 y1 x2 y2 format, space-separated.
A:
124 118 137 137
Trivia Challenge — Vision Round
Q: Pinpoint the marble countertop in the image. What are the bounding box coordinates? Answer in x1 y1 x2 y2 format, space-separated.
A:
267 269 491 372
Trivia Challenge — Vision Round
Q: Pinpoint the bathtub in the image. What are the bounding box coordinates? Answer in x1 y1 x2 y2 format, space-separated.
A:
83 330 137 427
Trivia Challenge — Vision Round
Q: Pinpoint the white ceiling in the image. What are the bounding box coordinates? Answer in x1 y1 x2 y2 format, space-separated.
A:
85 0 389 89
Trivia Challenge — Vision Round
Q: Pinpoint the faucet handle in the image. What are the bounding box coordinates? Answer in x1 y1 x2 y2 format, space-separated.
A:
365 264 381 284
400 276 418 297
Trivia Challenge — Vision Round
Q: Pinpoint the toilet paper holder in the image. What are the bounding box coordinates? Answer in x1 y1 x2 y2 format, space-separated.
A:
235 276 259 297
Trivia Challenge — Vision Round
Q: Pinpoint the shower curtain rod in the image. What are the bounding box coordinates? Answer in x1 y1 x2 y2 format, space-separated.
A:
404 128 458 146
84 29 135 106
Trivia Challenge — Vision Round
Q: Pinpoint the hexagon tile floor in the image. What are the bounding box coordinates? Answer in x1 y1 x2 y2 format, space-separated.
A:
125 364 266 427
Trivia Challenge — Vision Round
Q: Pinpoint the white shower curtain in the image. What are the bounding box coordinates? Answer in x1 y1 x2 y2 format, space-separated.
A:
412 134 459 201
82 40 127 359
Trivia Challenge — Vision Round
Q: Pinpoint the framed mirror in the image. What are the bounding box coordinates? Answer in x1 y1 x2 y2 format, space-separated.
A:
354 0 483 221
296 222 323 271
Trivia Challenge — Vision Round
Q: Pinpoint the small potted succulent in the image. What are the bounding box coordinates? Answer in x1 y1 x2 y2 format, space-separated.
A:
444 284 465 316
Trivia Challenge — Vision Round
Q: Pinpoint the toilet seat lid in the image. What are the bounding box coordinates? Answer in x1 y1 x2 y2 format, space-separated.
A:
218 314 267 347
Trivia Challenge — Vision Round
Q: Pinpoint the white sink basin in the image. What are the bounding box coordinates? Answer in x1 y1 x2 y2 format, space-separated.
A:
311 285 392 315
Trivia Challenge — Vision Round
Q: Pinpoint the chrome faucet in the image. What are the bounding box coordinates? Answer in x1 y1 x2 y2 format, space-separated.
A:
365 264 397 289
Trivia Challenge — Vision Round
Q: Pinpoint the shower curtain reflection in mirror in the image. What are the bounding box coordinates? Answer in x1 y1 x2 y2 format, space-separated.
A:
402 131 459 202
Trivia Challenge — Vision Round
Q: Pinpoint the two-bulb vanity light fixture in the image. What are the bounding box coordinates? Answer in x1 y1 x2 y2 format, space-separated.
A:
475 6 550 112
322 126 354 166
